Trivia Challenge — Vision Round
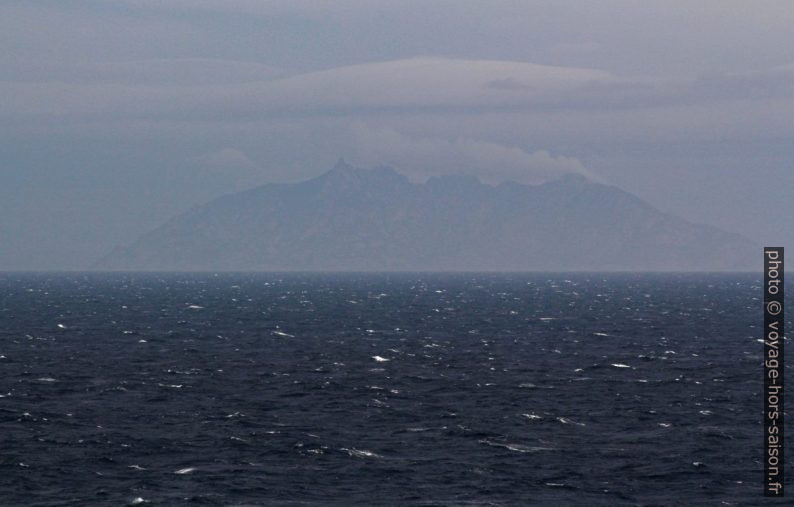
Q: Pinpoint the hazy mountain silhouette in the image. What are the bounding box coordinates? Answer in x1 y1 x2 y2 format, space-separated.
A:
98 160 756 271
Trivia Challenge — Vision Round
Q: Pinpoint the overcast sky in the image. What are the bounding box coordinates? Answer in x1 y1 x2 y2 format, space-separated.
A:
2 1 792 269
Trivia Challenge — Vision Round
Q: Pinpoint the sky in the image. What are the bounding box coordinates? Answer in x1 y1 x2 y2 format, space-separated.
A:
1 0 793 269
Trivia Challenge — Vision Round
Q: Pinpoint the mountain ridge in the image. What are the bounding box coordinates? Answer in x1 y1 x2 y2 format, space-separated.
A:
97 161 757 271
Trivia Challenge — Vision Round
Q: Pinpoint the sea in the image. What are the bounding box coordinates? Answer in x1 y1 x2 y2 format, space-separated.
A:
0 272 778 505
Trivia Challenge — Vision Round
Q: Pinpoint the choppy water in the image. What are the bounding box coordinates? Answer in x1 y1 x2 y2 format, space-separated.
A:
0 273 777 505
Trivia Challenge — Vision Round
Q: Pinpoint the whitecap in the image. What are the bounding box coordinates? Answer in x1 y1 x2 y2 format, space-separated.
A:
186 305 203 309
57 324 67 329
341 448 381 458
36 377 57 382
272 330 294 338
557 417 586 426
480 440 556 453
130 498 147 505
174 467 196 474
593 332 609 337
611 363 631 368
372 355 389 362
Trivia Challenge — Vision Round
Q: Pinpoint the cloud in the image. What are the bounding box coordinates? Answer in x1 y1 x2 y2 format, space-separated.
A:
350 123 593 185
3 56 794 147
0 57 649 119
8 56 794 123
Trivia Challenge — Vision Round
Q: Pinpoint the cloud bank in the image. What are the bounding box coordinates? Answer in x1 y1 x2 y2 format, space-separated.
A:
351 124 591 185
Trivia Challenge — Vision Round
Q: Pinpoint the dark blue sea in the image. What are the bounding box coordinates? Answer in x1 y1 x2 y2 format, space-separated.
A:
0 273 779 505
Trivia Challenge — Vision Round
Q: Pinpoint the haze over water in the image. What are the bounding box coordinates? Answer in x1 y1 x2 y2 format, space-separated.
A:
0 272 767 505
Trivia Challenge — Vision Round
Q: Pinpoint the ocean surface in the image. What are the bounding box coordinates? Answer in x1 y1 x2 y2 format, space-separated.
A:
0 272 776 505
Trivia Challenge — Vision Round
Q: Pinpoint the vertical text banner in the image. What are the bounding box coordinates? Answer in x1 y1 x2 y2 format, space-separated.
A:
765 247 784 496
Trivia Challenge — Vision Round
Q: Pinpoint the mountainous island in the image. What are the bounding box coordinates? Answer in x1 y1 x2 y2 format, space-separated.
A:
98 160 756 271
